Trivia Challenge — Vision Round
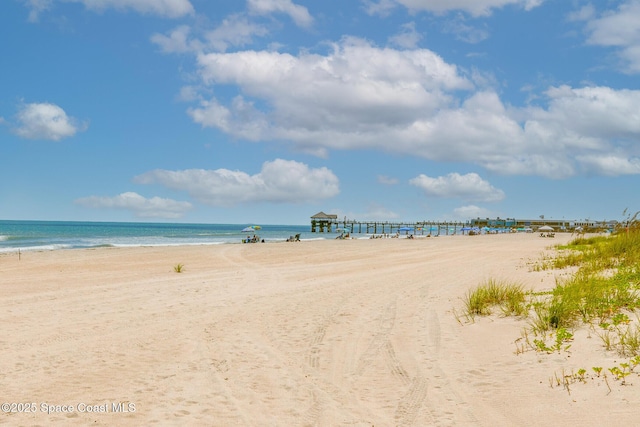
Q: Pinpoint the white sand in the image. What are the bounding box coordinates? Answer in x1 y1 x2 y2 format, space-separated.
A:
1 233 638 426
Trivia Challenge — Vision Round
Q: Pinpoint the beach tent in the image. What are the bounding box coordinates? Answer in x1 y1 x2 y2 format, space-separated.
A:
539 225 554 232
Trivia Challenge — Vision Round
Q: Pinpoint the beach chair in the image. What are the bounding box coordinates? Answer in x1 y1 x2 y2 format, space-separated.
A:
294 233 301 242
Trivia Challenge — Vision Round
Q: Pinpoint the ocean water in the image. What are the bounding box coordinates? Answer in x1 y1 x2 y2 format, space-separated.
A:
0 220 321 253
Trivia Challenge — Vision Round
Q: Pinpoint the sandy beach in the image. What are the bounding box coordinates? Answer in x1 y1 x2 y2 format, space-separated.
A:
1 233 638 426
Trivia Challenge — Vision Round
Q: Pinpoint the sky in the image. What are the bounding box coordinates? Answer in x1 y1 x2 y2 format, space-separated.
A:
1 0 639 225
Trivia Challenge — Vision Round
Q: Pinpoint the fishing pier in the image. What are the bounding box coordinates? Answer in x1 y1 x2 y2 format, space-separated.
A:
310 212 469 236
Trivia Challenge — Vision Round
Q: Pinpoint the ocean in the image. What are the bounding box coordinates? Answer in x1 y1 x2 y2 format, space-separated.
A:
0 220 320 253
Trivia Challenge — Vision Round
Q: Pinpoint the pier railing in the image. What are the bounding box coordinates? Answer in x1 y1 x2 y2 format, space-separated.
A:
310 219 469 236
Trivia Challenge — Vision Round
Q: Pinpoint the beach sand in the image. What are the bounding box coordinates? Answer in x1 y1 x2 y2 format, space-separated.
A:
1 233 638 426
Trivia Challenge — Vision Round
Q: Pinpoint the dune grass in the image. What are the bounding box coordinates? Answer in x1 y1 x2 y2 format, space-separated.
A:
463 279 527 319
462 222 640 357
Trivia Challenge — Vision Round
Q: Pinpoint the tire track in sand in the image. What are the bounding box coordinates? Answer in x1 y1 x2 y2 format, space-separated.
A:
353 300 397 377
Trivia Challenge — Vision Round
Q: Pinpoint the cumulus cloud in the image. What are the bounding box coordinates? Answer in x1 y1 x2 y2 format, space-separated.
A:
576 154 640 176
75 192 193 218
133 159 340 206
410 172 505 202
247 0 313 28
583 1 640 73
13 102 85 141
191 37 471 154
184 39 640 179
365 0 544 17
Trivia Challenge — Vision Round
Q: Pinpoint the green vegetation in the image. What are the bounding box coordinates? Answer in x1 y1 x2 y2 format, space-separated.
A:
174 263 185 273
460 212 640 361
548 356 640 394
462 279 527 319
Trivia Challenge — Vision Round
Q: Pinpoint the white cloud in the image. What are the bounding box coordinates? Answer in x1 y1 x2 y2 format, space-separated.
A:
14 102 85 141
22 0 52 22
151 17 269 54
576 154 640 176
378 175 399 185
583 1 640 73
185 38 640 179
389 22 422 49
363 0 396 16
410 172 505 202
192 37 471 154
534 85 640 141
204 14 269 52
247 0 313 28
442 15 489 44
133 159 340 206
75 192 193 218
365 0 544 17
65 0 194 18
567 4 595 22
452 204 495 220
23 0 194 19
150 25 202 54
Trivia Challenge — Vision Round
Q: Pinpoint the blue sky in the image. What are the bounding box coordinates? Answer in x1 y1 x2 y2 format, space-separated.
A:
1 0 639 225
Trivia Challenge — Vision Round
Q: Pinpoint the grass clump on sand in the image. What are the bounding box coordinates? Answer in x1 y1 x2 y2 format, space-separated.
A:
463 279 527 319
174 263 185 273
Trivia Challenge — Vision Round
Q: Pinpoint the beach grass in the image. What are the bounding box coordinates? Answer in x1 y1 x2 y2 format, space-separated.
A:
464 223 640 357
462 279 527 319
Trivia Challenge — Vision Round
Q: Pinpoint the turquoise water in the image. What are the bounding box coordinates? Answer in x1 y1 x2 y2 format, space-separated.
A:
0 220 318 253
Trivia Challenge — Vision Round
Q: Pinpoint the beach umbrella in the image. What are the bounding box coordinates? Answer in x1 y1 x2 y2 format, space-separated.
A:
241 226 256 232
252 225 261 230
539 225 554 232
398 227 413 232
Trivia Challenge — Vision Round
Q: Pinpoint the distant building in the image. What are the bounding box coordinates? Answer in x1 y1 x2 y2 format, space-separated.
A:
469 217 618 231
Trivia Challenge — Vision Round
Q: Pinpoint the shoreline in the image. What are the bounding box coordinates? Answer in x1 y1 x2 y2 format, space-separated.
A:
0 229 569 255
3 232 635 426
